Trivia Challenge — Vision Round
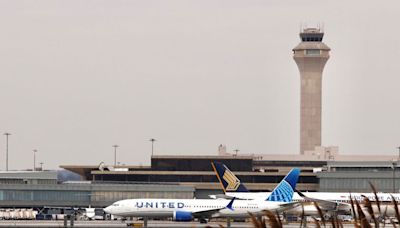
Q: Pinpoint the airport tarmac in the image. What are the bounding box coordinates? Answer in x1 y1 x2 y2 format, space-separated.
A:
0 220 245 228
0 220 358 227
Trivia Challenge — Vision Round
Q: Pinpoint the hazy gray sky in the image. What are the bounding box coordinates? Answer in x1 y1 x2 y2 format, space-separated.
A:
1 0 400 169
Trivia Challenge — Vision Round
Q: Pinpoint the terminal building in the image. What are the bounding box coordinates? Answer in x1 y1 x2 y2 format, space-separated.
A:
0 170 194 209
318 161 400 193
0 171 58 185
0 155 323 209
61 155 322 199
0 155 399 210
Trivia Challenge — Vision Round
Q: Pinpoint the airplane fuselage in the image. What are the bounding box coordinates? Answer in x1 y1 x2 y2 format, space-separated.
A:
225 192 400 203
104 198 288 218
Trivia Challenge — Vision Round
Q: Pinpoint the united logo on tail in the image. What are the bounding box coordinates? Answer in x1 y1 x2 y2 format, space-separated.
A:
266 168 300 202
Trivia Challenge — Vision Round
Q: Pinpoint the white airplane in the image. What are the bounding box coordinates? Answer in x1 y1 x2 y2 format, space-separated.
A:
103 168 301 222
210 162 400 215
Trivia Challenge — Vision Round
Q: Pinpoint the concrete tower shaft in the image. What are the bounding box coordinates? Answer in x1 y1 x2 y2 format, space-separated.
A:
293 28 330 154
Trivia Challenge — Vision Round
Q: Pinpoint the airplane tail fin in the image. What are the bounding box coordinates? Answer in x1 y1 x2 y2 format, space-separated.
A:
211 162 248 193
266 168 300 202
226 197 236 211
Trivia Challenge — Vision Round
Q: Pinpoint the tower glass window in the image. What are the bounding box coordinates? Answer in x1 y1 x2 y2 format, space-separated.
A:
305 49 321 56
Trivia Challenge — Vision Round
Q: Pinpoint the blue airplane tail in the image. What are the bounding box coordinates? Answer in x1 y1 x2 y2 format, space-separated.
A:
211 162 249 193
266 168 300 202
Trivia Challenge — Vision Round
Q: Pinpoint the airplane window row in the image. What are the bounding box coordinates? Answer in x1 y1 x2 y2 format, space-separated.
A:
189 205 258 209
191 206 220 208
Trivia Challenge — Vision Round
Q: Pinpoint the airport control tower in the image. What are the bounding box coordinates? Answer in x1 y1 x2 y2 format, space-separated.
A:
293 27 330 154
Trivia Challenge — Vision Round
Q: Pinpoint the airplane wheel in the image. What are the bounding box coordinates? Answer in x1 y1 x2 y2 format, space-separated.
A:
199 218 208 223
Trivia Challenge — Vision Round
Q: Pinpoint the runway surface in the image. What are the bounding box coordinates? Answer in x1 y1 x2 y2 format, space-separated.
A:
0 220 357 227
1 220 247 228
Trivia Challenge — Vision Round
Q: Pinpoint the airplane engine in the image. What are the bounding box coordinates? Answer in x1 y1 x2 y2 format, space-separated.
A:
173 211 192 221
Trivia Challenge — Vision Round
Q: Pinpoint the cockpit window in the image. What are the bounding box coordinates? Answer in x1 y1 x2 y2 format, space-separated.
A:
112 204 119 207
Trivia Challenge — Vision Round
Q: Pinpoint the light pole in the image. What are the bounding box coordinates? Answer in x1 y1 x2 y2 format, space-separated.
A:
149 138 156 156
398 146 400 160
39 162 43 171
112 145 119 166
394 146 400 193
4 133 11 171
33 149 37 171
233 149 240 157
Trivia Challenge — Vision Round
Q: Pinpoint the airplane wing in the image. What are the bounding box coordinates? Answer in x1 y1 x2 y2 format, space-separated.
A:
208 194 236 199
191 197 235 217
271 201 303 213
296 190 351 212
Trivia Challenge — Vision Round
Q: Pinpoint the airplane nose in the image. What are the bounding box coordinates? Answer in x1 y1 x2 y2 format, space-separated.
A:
103 206 111 214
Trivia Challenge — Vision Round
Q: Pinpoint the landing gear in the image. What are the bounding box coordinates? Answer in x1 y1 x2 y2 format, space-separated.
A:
126 217 148 227
199 218 208 223
226 217 231 228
